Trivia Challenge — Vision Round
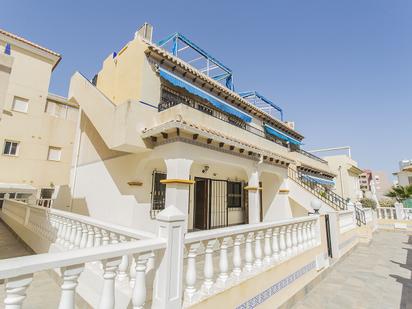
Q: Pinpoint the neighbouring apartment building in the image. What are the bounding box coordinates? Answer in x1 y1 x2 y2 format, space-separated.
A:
66 24 344 233
323 154 363 202
0 29 79 205
371 170 392 199
394 159 412 186
359 170 372 195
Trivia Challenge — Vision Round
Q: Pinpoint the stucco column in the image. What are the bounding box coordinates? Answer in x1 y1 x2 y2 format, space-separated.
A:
246 169 261 224
162 158 194 231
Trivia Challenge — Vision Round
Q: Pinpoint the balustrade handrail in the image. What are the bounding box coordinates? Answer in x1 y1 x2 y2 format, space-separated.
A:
0 238 166 280
185 215 318 244
3 198 156 240
294 148 328 164
288 168 347 211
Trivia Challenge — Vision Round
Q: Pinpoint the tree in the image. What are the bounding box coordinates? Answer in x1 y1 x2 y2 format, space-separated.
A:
385 185 412 202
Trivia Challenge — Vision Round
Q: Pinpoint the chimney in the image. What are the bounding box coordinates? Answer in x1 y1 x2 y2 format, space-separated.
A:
135 22 153 42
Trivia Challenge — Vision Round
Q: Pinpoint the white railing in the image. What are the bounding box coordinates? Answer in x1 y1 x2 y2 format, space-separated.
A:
376 207 397 219
364 208 373 223
0 239 166 309
2 199 155 251
1 199 323 309
182 216 320 306
338 210 356 233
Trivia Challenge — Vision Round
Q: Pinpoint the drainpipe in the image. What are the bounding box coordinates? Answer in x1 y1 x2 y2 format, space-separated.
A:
338 165 345 199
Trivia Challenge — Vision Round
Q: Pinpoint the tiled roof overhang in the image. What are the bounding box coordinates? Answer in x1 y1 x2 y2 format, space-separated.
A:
297 164 336 178
0 29 61 70
143 40 304 141
142 119 294 166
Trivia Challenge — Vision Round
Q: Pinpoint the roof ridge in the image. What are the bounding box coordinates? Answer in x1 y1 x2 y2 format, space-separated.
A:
0 29 60 57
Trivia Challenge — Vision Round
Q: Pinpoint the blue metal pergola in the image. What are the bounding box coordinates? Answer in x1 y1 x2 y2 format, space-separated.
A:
238 91 284 121
157 33 234 90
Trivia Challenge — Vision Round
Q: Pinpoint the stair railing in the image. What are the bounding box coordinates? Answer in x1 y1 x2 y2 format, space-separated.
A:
288 168 347 211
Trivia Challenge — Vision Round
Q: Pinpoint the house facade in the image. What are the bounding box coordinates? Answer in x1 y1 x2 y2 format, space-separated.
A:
67 24 343 233
0 29 79 204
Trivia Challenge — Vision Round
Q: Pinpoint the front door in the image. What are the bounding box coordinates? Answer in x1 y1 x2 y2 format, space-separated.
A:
194 177 209 230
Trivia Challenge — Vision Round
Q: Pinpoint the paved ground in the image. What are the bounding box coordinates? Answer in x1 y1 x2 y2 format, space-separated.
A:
292 230 412 309
0 220 61 309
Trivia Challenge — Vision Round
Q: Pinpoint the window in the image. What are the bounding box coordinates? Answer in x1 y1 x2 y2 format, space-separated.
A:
151 171 167 218
12 97 28 113
409 177 412 185
3 140 19 156
45 100 77 121
227 181 243 208
47 146 62 161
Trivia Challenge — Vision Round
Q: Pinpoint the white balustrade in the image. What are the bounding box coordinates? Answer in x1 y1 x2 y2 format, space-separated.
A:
183 216 320 306
338 210 356 233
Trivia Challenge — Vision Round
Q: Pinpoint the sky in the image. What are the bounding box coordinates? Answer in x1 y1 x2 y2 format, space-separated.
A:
2 0 411 178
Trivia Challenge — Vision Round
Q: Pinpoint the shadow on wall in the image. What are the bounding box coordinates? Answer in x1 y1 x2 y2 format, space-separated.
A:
52 185 89 216
389 235 412 309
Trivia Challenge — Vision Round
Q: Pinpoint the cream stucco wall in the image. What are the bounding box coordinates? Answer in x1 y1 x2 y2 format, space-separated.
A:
0 38 78 191
325 155 362 202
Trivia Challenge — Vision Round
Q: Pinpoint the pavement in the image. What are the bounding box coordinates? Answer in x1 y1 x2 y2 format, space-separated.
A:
292 230 412 309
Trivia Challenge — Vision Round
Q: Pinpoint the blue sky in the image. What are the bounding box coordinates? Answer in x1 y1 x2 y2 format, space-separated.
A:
2 0 411 178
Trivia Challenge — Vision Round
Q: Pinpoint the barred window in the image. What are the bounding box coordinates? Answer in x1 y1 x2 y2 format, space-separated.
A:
227 181 243 208
151 171 167 218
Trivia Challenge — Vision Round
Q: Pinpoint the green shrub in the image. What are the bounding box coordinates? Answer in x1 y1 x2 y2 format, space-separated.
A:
359 197 377 209
379 197 395 208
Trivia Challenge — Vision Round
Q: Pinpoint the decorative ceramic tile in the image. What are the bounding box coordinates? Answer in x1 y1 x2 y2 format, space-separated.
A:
236 261 316 309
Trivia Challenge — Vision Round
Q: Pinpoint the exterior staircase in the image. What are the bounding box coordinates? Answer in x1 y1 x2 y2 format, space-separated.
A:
288 167 347 211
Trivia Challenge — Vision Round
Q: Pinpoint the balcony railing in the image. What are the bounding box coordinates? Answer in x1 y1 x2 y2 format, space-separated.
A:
288 168 347 211
159 87 290 148
294 148 328 164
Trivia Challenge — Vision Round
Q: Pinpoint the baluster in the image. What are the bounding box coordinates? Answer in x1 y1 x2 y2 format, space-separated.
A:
64 220 73 248
110 233 119 244
131 256 147 309
185 245 198 303
232 235 242 279
291 224 298 256
59 218 68 245
302 222 308 250
297 222 304 252
129 255 137 288
68 220 77 249
271 227 280 263
101 230 110 246
285 225 293 257
79 224 88 249
202 240 215 294
86 226 95 248
4 274 33 309
58 264 84 309
244 233 254 272
254 231 263 268
94 228 102 247
305 222 312 248
117 236 129 281
99 257 122 309
263 229 272 265
73 222 83 249
311 220 317 246
279 226 287 259
217 238 229 286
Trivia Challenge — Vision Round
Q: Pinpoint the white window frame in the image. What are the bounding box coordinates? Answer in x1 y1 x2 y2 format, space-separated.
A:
47 146 62 161
12 96 29 113
3 140 20 156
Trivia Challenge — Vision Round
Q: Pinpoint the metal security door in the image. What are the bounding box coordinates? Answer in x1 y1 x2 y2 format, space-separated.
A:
209 179 228 229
